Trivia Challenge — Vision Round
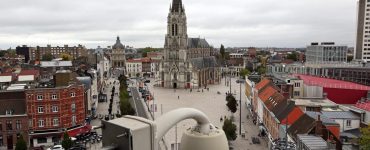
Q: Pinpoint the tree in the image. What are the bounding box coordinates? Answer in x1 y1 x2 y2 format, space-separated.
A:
222 118 237 141
360 125 370 150
226 94 237 113
347 55 354 62
42 53 53 61
61 132 73 149
257 66 266 75
136 73 140 77
60 53 73 61
239 69 250 79
287 52 298 61
15 134 27 150
220 44 225 60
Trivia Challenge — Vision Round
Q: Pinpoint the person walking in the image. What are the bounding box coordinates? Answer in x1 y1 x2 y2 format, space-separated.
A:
178 96 180 99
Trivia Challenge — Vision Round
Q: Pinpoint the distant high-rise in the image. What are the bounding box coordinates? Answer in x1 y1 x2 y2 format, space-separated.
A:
355 0 370 62
306 42 347 63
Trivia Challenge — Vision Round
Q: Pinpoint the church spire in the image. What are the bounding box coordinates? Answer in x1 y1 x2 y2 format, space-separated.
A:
171 0 183 12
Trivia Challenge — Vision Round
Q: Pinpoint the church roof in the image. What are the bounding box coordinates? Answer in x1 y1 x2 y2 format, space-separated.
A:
113 36 125 49
188 38 210 48
171 0 183 12
190 56 218 69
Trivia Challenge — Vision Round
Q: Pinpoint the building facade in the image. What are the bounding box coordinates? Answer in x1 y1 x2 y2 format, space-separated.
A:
306 42 347 63
29 44 87 61
356 0 370 62
26 74 85 147
111 36 126 69
158 0 220 88
0 90 29 150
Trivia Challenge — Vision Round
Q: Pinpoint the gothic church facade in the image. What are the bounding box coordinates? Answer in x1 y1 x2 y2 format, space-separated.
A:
157 0 221 89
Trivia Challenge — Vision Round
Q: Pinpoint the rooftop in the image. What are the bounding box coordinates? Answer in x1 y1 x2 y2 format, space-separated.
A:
294 74 370 90
41 60 72 67
292 98 338 108
297 134 328 150
321 111 360 120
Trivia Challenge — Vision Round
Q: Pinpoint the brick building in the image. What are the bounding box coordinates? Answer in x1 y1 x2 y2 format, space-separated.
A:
29 44 87 61
26 72 85 147
0 90 29 150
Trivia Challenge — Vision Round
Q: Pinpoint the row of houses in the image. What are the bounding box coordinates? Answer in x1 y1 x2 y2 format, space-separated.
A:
0 59 106 149
245 76 370 150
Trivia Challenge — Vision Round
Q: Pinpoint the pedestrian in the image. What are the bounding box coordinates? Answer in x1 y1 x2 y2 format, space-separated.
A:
178 96 180 99
202 89 203 92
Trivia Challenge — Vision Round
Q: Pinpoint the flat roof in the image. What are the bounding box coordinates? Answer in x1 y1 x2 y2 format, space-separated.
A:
292 98 338 107
0 76 12 83
294 74 370 90
297 134 328 149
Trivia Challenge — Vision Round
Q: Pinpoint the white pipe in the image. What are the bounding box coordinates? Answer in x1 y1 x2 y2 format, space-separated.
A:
155 108 213 141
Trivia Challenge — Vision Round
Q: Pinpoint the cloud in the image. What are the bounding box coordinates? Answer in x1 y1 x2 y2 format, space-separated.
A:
0 0 357 49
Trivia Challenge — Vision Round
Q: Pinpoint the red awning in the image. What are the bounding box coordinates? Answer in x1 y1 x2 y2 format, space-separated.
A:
67 125 92 137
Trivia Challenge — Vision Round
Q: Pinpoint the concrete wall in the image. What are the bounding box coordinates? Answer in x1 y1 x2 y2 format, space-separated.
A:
334 119 361 132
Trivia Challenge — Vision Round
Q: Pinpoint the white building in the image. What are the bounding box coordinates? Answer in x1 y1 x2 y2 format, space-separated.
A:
356 0 370 62
306 42 347 63
321 111 361 132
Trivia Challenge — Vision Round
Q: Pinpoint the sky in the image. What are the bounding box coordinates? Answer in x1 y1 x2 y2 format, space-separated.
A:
0 0 357 49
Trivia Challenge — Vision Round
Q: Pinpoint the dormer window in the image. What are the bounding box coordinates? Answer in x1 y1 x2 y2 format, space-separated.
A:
37 95 43 100
5 110 13 115
70 92 76 97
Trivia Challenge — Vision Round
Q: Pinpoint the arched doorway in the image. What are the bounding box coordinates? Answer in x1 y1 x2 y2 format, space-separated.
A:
173 82 177 89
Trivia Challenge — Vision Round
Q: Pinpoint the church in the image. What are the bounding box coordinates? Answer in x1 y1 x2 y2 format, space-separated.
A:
156 0 221 89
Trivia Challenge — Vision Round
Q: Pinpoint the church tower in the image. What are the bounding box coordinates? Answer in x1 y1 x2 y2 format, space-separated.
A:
164 0 188 60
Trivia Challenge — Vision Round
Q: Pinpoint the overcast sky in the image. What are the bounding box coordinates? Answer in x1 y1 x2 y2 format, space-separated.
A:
0 0 357 49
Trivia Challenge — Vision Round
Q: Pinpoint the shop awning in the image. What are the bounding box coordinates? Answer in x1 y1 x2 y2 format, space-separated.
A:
67 125 92 137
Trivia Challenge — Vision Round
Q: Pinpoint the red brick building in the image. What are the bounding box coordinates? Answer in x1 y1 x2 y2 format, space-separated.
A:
26 72 85 147
0 90 29 149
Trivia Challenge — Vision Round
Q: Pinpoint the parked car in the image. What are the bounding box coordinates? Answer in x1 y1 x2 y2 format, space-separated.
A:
144 80 150 83
47 145 64 150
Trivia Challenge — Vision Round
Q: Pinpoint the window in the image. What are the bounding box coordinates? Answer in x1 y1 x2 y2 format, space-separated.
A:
16 120 21 130
37 137 47 144
37 95 43 100
38 119 44 127
53 118 59 126
37 106 44 113
70 92 76 97
52 106 58 112
71 104 76 113
294 82 301 87
6 120 12 130
72 115 76 125
29 120 32 128
346 120 352 127
0 121 2 131
294 91 300 97
51 94 57 100
5 110 13 115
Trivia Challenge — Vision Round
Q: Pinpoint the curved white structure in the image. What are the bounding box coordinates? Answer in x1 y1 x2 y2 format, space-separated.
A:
154 108 228 150
155 108 214 139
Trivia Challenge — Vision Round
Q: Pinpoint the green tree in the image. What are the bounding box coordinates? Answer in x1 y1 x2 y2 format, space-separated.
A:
0 50 7 57
222 118 237 141
360 125 370 150
239 69 250 79
287 52 298 61
118 74 136 116
42 53 53 61
257 66 266 75
60 53 73 61
347 55 354 62
226 94 237 113
15 134 27 150
61 132 73 149
136 73 140 77
220 44 225 60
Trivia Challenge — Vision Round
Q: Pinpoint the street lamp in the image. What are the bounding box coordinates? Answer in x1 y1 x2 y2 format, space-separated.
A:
236 78 246 135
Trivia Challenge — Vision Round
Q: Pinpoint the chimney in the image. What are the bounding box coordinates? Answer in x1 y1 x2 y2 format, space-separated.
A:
315 114 323 136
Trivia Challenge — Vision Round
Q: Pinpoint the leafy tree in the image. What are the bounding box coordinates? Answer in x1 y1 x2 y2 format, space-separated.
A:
15 134 27 150
347 55 354 62
239 69 250 79
222 118 237 141
136 73 140 77
257 66 266 75
360 125 370 150
226 94 238 113
61 132 73 149
220 44 225 60
0 50 7 57
42 53 53 61
118 74 136 116
60 53 73 61
287 52 298 61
